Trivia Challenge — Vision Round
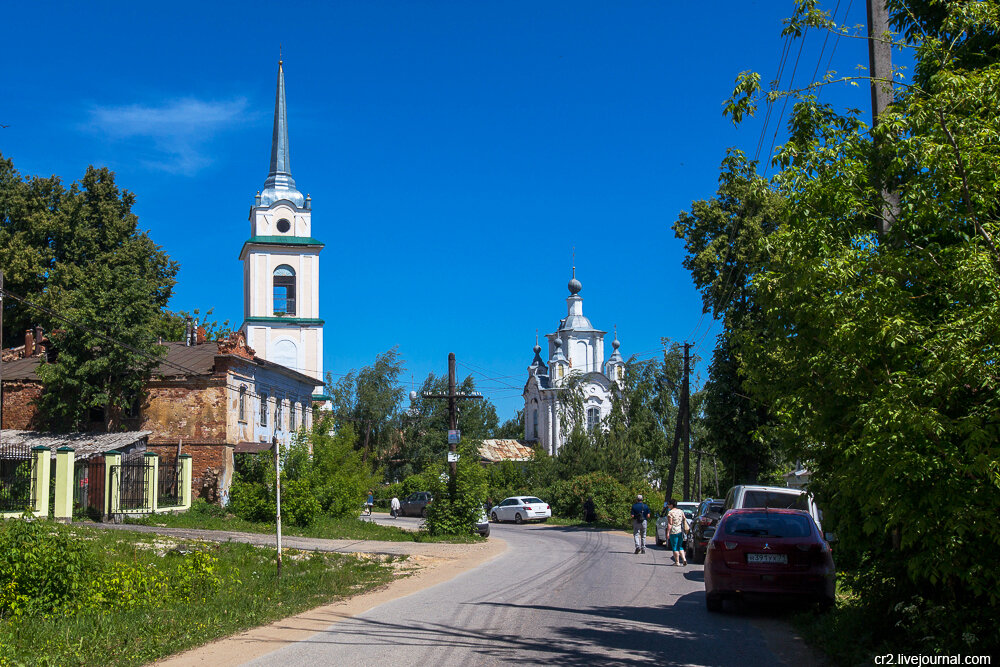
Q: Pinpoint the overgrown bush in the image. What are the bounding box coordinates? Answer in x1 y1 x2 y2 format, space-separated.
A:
543 472 657 527
424 439 487 536
282 479 321 527
0 519 92 618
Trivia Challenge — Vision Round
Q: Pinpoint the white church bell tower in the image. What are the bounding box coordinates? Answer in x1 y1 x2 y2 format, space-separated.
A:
240 60 326 400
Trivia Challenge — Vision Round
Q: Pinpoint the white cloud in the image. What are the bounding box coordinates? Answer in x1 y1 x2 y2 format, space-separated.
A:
87 97 249 175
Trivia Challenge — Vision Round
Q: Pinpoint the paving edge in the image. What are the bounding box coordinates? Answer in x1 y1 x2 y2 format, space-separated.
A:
152 537 509 667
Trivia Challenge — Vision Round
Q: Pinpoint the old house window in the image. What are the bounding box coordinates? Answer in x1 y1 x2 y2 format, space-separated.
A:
238 385 247 422
290 402 297 432
586 407 600 432
260 391 269 427
273 265 296 315
276 398 284 430
532 410 538 438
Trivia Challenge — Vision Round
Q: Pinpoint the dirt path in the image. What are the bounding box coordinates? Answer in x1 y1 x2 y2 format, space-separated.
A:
99 524 509 666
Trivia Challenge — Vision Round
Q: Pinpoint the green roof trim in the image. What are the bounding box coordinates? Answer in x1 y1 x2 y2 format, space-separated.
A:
312 393 332 402
245 236 324 247
244 317 325 326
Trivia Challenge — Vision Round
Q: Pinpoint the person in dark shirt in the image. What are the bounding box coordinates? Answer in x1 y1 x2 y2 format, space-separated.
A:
630 494 652 554
583 497 596 523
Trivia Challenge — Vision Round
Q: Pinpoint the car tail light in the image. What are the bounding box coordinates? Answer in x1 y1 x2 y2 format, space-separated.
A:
523 506 531 511
699 517 712 526
546 505 550 510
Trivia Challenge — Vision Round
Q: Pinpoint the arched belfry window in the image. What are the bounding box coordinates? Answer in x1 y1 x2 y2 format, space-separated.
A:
273 265 296 315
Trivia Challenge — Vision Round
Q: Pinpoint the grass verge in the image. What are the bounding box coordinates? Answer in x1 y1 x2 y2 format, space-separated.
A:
125 501 480 543
0 524 401 666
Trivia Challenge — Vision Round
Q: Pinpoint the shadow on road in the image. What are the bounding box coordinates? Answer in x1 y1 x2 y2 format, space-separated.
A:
254 591 788 666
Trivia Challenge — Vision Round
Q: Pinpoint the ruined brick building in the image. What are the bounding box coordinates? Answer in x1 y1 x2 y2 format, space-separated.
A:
1 328 316 502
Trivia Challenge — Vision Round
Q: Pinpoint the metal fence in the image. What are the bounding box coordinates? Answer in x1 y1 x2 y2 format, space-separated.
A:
0 440 34 512
113 452 152 511
158 456 181 507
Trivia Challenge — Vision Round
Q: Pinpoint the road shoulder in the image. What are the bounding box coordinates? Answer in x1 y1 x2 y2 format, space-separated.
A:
153 535 507 666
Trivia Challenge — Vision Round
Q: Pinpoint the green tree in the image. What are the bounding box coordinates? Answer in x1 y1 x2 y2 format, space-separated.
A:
0 157 179 430
673 156 786 487
716 0 1000 652
328 347 406 466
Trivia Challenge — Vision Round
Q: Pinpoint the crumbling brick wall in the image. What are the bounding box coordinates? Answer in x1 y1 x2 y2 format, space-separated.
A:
142 381 227 443
1 381 42 429
147 443 234 504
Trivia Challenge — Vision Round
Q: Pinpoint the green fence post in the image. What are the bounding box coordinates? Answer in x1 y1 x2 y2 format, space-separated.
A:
104 450 122 519
54 447 75 522
30 446 51 518
145 452 159 513
179 454 193 510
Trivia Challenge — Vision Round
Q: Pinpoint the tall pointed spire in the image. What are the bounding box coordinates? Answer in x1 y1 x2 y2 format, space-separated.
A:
259 58 305 207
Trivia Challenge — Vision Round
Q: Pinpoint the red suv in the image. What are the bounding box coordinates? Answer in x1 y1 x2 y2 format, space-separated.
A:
704 508 835 612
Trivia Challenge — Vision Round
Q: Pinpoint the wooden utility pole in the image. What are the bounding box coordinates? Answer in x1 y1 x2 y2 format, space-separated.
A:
421 353 482 501
682 343 691 501
866 0 900 234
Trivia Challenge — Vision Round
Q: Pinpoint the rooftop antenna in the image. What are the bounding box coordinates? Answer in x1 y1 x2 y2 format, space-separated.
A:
279 43 283 64
572 246 576 279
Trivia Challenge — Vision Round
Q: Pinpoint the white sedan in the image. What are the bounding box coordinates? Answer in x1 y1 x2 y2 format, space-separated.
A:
655 501 699 546
490 496 551 524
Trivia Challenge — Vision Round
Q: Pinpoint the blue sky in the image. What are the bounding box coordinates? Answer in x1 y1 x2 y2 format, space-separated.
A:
3 1 878 420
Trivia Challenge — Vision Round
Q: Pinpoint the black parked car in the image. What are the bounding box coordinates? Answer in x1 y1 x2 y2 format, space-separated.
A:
686 498 725 564
399 491 433 517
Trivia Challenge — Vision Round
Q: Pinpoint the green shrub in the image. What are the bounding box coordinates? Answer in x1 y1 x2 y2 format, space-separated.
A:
283 479 321 527
0 519 93 618
543 472 655 528
424 440 487 536
228 476 275 523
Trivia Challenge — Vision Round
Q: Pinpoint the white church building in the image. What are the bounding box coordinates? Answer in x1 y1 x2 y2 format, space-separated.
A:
239 60 327 401
523 270 625 455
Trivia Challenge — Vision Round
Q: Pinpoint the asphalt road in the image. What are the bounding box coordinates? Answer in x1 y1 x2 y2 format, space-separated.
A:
245 521 813 666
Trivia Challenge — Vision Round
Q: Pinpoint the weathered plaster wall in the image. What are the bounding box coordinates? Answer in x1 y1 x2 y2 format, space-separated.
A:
142 381 227 444
1 381 42 429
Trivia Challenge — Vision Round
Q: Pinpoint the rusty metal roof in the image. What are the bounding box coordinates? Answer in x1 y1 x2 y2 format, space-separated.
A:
0 429 150 460
479 439 535 463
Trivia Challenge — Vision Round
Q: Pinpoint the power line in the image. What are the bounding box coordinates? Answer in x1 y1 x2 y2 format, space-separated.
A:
0 287 316 407
763 25 810 176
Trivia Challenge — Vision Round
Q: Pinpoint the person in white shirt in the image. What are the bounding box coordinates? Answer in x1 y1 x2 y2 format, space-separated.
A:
666 498 689 566
390 496 401 519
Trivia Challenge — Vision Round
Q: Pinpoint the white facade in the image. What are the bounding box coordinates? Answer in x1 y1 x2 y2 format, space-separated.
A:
523 271 625 455
239 61 326 399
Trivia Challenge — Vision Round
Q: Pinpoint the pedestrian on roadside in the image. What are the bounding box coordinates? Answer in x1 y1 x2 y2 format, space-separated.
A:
366 490 374 516
666 498 689 566
390 496 400 519
583 497 596 523
630 494 652 554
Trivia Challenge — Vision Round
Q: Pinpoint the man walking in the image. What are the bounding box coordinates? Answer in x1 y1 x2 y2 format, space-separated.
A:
666 498 689 566
630 494 652 554
390 496 400 519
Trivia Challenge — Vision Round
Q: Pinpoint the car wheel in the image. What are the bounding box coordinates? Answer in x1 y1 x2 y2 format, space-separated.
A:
491 512 499 523
655 537 664 546
514 513 523 524
706 593 723 612
481 525 490 538
420 507 427 518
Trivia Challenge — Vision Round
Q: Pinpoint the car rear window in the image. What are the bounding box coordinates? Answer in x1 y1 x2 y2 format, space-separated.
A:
523 498 543 504
723 513 812 538
708 503 724 514
742 491 809 511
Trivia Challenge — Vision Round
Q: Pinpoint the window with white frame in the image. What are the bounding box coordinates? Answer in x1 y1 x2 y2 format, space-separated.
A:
260 391 269 427
290 402 297 432
276 397 284 430
586 406 600 432
238 384 247 422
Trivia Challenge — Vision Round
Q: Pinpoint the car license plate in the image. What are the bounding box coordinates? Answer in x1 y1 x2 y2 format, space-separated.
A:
747 553 787 564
